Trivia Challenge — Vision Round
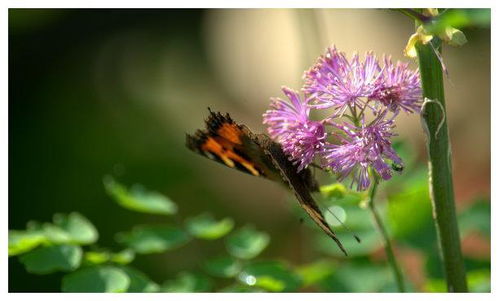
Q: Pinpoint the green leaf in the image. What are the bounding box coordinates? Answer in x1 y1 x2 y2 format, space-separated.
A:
320 263 392 292
314 229 381 257
104 176 177 215
320 183 347 199
116 225 190 254
225 226 270 260
8 230 47 256
185 213 234 239
387 181 432 239
458 200 490 237
111 249 135 265
239 261 302 292
296 259 337 287
424 9 490 34
83 249 135 265
467 269 490 293
203 256 242 278
51 212 98 245
41 223 72 244
219 284 264 292
62 266 130 292
19 245 82 274
423 278 446 292
84 251 111 265
162 272 213 292
120 266 160 292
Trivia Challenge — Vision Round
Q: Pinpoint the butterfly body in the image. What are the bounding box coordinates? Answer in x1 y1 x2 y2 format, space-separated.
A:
186 110 347 256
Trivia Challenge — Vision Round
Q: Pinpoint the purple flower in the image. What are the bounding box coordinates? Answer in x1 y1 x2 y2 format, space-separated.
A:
322 111 402 191
370 56 422 113
302 47 381 115
263 87 326 171
262 46 421 191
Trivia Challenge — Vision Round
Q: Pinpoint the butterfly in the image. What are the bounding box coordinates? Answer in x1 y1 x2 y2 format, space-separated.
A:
186 109 348 256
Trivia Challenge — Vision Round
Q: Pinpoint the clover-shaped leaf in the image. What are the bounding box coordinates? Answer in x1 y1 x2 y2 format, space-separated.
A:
239 261 301 292
19 245 82 274
162 272 212 292
116 225 190 254
121 266 160 292
62 266 130 292
8 230 47 256
186 213 234 239
203 256 242 278
226 226 270 260
52 212 98 245
104 176 177 215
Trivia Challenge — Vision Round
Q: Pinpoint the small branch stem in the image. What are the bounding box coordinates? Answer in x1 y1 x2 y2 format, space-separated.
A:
368 175 406 292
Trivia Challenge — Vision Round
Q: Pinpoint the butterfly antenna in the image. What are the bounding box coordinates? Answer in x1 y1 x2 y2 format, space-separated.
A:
324 205 361 243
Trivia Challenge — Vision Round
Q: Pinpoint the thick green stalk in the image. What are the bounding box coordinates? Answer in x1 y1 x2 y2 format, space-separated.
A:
415 37 468 292
368 176 405 292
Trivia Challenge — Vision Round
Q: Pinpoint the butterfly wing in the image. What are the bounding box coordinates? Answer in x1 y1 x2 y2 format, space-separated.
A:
186 110 281 181
257 134 348 256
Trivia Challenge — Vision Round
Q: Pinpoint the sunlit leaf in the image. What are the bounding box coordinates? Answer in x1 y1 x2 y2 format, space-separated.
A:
296 259 337 286
423 278 446 292
62 266 130 292
320 183 347 199
41 223 72 244
52 212 98 245
226 226 270 260
19 245 82 274
162 272 212 292
239 261 301 292
8 230 47 256
121 266 160 292
203 256 242 278
9 212 97 255
104 176 177 215
84 251 111 265
116 225 190 254
185 213 234 239
111 249 135 265
84 249 135 265
467 269 490 293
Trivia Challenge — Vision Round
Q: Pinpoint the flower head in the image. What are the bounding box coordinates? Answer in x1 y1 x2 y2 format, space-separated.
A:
322 112 401 191
302 47 381 115
263 46 421 191
263 87 326 171
370 56 422 113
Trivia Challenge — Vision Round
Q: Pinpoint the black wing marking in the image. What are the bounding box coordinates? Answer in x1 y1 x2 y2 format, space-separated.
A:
260 136 348 256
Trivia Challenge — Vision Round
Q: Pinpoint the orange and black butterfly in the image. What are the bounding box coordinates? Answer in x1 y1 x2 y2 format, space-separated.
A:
186 109 348 256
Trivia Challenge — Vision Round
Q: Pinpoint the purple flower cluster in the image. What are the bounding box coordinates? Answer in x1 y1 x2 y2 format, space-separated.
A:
263 46 422 191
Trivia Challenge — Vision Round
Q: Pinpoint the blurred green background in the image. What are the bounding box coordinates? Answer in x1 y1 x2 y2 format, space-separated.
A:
9 9 490 292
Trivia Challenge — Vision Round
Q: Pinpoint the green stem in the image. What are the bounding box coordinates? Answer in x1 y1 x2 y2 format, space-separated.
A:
368 175 405 292
394 9 432 23
415 30 468 291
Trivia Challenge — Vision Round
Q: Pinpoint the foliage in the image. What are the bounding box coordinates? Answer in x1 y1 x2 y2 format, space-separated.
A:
9 162 490 292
